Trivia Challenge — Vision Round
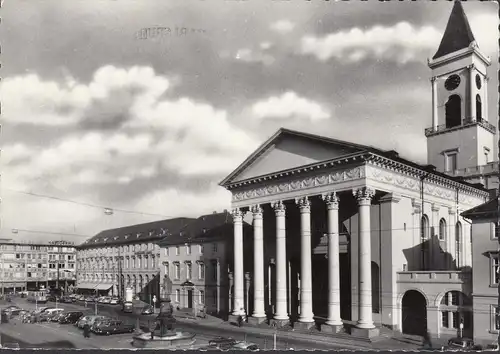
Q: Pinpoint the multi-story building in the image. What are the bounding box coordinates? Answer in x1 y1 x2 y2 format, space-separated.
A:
47 241 77 293
218 1 496 341
462 198 499 345
0 239 76 294
157 211 252 317
75 217 194 301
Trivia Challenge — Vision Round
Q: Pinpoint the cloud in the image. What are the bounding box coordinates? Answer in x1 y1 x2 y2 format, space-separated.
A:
260 42 273 50
234 48 275 66
469 13 498 55
251 91 330 121
300 22 442 64
270 20 295 34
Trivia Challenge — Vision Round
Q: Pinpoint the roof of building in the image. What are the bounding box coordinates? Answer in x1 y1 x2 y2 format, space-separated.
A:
158 211 241 246
461 197 499 219
77 217 196 249
220 127 488 194
432 1 476 60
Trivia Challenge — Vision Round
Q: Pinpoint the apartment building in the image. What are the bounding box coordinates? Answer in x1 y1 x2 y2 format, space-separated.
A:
462 198 499 346
158 211 252 317
0 239 76 294
75 217 194 300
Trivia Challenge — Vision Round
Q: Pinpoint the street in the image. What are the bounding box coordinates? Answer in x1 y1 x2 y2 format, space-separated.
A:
0 299 334 350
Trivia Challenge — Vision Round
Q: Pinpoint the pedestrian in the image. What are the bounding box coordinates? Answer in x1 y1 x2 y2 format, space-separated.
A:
237 315 243 328
422 331 432 348
83 324 91 338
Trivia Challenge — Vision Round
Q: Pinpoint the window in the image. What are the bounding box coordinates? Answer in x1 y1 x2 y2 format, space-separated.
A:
200 244 204 254
186 245 191 255
174 263 180 279
455 222 462 267
213 243 218 253
493 306 500 332
164 263 169 277
199 290 205 305
476 94 482 120
445 94 462 128
213 290 217 305
198 262 205 280
484 147 490 164
175 289 180 302
439 218 447 241
212 261 218 282
494 222 500 239
445 152 458 172
186 263 192 280
175 246 180 256
491 254 499 285
165 248 169 256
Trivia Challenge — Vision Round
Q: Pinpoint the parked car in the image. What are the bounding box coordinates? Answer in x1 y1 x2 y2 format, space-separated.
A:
92 320 135 335
445 337 480 351
77 315 108 329
59 311 84 324
90 317 114 333
231 341 260 351
40 308 64 322
109 297 120 305
485 342 499 351
50 311 67 322
3 305 22 317
208 337 237 349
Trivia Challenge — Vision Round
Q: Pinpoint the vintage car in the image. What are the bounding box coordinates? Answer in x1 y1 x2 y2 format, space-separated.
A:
92 319 135 335
59 311 84 324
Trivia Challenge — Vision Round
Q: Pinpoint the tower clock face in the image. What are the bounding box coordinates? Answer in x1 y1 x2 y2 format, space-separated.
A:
476 74 481 89
445 74 461 91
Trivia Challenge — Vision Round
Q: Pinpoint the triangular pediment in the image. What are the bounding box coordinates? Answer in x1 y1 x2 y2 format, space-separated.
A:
221 128 368 185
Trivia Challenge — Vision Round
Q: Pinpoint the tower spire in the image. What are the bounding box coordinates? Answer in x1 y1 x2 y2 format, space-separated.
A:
432 1 476 60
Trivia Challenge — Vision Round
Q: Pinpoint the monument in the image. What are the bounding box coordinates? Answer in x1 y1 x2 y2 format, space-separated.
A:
132 284 195 349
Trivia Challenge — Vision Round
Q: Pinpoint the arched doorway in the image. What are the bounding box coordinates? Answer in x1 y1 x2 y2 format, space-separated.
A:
445 95 462 128
402 290 427 336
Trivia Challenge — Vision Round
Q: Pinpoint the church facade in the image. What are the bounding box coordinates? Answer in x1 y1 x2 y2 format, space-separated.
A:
219 1 496 340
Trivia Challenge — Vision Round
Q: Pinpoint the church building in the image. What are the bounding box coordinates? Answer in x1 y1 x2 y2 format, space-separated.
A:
219 1 496 340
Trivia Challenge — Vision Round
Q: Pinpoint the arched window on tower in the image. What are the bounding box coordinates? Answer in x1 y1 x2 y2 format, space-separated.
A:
455 221 462 269
476 94 482 120
445 95 462 128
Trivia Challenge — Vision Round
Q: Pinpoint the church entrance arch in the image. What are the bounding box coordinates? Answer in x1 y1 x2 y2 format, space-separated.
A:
401 290 427 336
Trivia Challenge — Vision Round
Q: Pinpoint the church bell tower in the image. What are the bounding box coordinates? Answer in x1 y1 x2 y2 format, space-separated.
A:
426 1 494 175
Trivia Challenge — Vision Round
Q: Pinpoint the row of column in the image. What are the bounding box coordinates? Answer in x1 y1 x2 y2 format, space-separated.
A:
232 187 376 329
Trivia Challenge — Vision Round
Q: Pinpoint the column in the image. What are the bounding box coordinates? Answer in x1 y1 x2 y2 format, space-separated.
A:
232 208 245 316
296 196 314 323
323 192 342 326
251 205 266 319
353 187 375 329
431 76 438 130
273 201 289 321
469 64 476 121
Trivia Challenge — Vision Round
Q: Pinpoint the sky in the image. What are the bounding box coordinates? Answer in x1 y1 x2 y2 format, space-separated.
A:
1 0 498 244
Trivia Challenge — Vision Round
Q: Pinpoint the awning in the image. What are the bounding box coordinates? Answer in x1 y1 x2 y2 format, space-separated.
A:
75 283 112 291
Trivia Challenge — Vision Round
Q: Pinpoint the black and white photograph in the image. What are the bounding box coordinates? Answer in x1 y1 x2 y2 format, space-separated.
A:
0 0 498 351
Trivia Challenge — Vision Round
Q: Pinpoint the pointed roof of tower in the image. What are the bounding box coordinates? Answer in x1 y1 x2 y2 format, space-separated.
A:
432 1 476 60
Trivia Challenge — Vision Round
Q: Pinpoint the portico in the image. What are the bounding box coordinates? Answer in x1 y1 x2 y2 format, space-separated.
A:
219 128 488 338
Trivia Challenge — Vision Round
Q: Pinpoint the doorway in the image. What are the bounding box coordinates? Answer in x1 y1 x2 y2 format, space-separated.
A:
187 289 193 308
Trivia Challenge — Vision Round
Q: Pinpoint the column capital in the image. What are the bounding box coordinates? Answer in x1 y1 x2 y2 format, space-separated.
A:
448 206 456 215
485 76 490 82
430 76 437 83
272 200 286 216
231 208 243 222
379 193 401 204
467 64 475 70
295 196 311 213
431 204 440 213
250 204 263 218
322 192 339 210
353 187 375 205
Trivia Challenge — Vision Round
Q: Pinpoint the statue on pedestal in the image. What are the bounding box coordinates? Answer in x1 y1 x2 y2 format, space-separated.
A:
153 282 176 338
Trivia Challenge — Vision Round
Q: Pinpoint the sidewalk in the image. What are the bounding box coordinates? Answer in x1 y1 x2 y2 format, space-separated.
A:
173 316 422 350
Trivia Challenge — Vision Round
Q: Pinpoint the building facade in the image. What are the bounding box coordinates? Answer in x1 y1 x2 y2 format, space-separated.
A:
157 211 251 317
0 239 76 294
75 217 193 300
462 199 499 345
218 1 496 340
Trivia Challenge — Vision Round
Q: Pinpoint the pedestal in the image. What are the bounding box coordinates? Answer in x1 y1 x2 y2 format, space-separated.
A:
294 321 315 330
351 326 380 339
321 323 343 334
247 316 267 325
269 318 290 328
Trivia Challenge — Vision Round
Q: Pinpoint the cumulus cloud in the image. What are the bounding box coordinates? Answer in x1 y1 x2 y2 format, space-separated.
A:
251 91 330 121
270 20 296 34
300 22 442 64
